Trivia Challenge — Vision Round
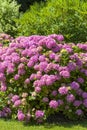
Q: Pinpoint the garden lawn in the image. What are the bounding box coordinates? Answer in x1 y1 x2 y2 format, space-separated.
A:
0 119 87 130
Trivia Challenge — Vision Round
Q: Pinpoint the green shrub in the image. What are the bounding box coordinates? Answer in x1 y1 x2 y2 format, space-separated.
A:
0 0 20 37
17 0 87 43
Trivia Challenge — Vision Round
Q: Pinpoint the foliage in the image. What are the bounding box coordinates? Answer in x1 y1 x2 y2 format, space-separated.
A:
0 0 20 36
0 33 13 45
0 34 87 123
17 0 87 43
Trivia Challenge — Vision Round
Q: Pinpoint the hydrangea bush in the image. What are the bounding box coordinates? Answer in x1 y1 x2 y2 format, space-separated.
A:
0 34 87 123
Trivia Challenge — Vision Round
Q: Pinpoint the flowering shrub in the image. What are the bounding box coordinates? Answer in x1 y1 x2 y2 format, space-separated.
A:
0 34 87 123
0 33 13 45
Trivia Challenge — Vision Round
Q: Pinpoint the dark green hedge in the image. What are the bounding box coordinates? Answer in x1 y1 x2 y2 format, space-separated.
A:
16 0 87 43
16 0 46 12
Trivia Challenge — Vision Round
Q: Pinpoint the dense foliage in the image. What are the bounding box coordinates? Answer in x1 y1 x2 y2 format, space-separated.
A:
0 34 87 123
0 33 13 45
0 0 20 36
17 0 87 43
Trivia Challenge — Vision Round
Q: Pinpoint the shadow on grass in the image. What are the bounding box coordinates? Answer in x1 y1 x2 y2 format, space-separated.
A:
45 113 87 129
22 112 87 129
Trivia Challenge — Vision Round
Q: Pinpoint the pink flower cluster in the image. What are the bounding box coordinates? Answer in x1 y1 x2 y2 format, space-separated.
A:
0 33 13 45
0 34 87 122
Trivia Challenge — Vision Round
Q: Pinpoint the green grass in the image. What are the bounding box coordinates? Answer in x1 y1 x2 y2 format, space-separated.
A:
0 119 87 130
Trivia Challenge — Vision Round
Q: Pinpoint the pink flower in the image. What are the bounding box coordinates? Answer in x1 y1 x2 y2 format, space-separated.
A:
66 94 75 103
26 113 31 121
51 90 57 96
59 70 70 78
14 74 20 80
35 110 44 119
82 92 87 98
73 100 82 107
58 86 68 95
27 60 34 67
24 78 30 84
83 99 87 107
0 82 7 92
42 97 49 103
35 87 41 93
77 77 84 84
11 95 20 103
57 35 64 41
75 109 83 116
17 112 25 121
0 86 7 91
14 100 21 107
57 100 64 106
49 100 58 109
70 81 80 90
